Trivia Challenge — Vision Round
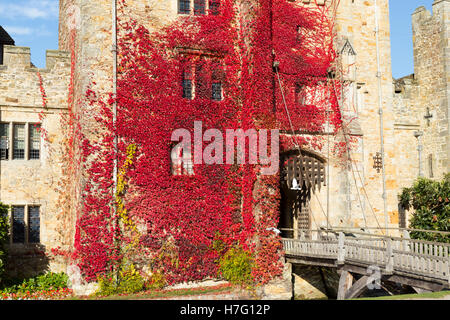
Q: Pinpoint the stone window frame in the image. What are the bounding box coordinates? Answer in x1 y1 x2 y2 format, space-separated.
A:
177 0 220 16
8 204 41 246
0 122 41 161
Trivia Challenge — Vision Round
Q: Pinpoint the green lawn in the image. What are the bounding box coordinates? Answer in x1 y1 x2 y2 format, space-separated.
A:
355 290 450 300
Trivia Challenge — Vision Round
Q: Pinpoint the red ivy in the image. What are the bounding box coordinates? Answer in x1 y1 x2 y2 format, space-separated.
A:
67 0 343 284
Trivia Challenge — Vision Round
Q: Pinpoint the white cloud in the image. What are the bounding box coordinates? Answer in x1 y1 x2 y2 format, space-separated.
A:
4 24 53 37
0 0 58 20
4 26 32 36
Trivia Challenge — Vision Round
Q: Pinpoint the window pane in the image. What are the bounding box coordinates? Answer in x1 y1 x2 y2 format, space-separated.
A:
194 0 206 15
178 0 190 14
182 71 193 100
29 124 40 160
0 123 9 160
12 206 25 244
13 124 25 159
28 206 40 243
211 82 222 101
209 0 220 15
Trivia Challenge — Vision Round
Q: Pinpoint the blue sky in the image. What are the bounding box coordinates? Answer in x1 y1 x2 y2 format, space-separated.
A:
0 0 435 77
0 0 59 68
389 0 433 78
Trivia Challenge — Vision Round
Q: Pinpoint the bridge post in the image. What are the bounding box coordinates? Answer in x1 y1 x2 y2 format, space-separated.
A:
386 238 394 274
300 230 305 241
402 230 411 252
337 233 345 264
448 256 450 285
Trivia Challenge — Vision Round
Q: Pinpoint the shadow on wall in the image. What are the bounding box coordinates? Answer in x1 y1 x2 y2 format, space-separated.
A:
5 244 50 280
292 265 415 300
292 266 340 300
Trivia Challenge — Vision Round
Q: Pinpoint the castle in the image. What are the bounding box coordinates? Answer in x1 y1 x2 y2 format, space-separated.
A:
0 0 448 296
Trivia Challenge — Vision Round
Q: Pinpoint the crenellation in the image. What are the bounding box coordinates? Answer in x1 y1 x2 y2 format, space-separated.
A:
44 50 71 71
2 45 32 69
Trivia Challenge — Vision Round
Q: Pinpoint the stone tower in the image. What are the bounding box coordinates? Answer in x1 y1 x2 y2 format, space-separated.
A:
411 0 450 179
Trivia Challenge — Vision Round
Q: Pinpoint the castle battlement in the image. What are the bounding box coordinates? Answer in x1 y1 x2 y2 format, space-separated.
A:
412 0 450 26
0 44 70 110
0 45 70 73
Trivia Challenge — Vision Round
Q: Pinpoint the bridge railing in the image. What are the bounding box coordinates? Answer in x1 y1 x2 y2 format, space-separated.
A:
282 229 450 284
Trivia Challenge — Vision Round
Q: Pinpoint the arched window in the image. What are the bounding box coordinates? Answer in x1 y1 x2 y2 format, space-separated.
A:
171 144 194 176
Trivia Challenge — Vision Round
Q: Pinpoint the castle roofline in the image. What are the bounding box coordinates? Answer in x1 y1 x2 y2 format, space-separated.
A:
0 26 15 45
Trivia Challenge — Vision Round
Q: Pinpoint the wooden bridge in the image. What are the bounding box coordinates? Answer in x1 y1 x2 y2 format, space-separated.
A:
281 229 450 299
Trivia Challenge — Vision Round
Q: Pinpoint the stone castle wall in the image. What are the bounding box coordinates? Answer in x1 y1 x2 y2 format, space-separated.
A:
394 0 450 184
302 0 400 231
0 0 442 283
0 46 70 277
59 0 401 233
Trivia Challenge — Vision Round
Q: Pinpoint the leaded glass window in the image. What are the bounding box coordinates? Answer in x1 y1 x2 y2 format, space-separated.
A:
178 0 190 14
29 124 40 160
13 124 25 159
211 82 222 101
12 206 25 244
28 206 40 243
171 144 194 176
182 71 193 100
0 123 9 160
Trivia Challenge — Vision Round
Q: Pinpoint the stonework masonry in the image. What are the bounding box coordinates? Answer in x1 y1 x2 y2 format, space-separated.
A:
394 0 450 183
0 46 70 277
0 0 449 298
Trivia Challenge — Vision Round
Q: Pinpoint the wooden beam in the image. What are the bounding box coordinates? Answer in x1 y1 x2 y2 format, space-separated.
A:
286 256 337 268
412 287 432 294
337 270 353 300
345 276 370 300
385 275 445 292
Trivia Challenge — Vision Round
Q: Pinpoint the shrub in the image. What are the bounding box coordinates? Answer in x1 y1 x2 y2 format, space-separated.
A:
0 203 10 286
0 272 69 294
399 174 450 242
97 264 145 296
145 270 166 290
218 246 254 286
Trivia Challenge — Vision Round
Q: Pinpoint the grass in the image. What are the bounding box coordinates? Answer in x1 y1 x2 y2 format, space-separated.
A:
70 283 235 300
355 290 450 300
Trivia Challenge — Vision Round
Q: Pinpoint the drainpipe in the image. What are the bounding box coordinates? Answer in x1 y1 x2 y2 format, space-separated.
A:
112 0 118 207
111 0 119 276
374 0 389 235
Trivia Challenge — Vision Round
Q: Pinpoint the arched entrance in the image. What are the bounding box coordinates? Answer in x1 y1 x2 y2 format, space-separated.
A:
278 149 326 239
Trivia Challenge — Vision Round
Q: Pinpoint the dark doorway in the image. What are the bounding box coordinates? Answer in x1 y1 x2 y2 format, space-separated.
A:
278 150 326 239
